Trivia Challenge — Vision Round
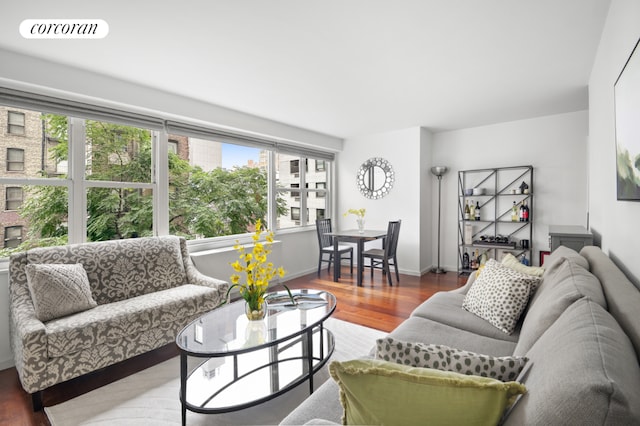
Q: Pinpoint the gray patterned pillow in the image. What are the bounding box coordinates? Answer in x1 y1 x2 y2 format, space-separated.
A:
462 259 540 334
26 263 97 322
376 337 528 382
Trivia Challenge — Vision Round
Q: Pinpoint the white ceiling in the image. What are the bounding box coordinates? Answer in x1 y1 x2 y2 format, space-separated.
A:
0 0 611 139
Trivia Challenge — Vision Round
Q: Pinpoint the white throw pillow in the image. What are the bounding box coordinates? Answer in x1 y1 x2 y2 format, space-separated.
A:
463 259 540 334
501 253 544 279
376 337 528 382
26 263 97 322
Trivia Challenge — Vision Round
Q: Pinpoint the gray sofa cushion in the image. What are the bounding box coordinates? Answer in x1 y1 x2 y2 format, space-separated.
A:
581 246 640 362
279 379 343 425
544 244 590 272
412 292 520 342
513 257 606 356
387 316 517 357
24 236 187 305
45 284 219 357
504 298 640 425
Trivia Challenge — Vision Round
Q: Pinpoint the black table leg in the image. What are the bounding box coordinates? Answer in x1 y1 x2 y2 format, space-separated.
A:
357 240 365 286
333 238 340 282
180 352 187 426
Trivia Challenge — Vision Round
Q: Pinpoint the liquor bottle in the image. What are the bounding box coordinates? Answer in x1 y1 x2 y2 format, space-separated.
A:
464 200 470 220
475 201 481 221
469 201 475 221
524 200 530 222
462 250 470 270
511 201 518 222
519 202 525 222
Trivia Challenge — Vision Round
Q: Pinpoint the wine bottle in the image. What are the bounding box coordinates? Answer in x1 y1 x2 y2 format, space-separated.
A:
469 201 475 221
511 201 518 222
519 202 525 222
475 201 481 221
463 250 470 270
524 200 530 222
464 200 470 220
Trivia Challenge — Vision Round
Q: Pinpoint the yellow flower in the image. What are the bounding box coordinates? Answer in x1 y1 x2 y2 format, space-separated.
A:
227 220 287 312
344 208 366 218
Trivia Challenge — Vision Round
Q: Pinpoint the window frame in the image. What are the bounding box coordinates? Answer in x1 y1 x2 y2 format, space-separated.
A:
5 186 23 210
4 225 23 248
6 148 25 171
8 111 25 135
0 94 335 259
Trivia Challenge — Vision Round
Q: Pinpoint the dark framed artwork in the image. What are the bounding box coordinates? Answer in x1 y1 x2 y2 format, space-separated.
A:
614 37 640 201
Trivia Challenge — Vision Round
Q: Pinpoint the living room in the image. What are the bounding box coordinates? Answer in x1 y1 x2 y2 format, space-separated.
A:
1 0 639 424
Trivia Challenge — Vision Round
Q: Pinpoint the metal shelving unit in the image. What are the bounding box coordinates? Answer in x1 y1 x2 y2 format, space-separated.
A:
457 165 534 276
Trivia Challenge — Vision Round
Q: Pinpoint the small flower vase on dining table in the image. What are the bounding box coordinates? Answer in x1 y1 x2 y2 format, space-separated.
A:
357 217 365 233
245 300 267 321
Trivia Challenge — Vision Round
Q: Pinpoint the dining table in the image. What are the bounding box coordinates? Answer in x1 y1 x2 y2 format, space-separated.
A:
324 229 388 287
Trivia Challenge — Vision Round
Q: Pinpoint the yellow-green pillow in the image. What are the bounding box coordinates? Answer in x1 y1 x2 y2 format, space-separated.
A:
329 359 526 426
502 253 545 277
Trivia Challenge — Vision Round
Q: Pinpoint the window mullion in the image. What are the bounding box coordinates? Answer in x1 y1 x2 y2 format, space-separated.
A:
155 130 169 236
68 117 86 244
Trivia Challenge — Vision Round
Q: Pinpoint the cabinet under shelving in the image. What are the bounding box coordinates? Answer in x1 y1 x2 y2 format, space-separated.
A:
457 165 534 276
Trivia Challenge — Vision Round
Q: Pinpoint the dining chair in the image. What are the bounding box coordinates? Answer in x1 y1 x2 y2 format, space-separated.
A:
316 218 354 277
363 220 401 286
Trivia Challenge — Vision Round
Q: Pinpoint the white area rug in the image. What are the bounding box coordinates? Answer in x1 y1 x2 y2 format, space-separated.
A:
45 318 385 426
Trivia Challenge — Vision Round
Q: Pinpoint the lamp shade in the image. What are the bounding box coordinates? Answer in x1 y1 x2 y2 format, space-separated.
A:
431 166 448 177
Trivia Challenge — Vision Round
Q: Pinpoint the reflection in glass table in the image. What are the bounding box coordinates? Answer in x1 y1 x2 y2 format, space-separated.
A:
176 289 336 425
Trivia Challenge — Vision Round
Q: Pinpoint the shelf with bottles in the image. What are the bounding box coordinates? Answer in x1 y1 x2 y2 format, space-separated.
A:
457 165 534 275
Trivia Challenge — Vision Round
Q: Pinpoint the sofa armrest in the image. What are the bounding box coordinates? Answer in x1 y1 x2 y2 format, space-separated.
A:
9 267 49 393
179 238 230 304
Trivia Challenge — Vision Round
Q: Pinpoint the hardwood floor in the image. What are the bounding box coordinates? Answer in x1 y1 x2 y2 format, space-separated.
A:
0 267 464 425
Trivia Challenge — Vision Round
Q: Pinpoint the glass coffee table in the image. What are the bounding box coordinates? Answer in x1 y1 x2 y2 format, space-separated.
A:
176 289 336 425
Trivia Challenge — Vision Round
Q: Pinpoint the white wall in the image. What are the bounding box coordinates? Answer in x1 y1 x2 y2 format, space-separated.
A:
0 48 343 152
588 0 640 286
432 111 589 271
338 127 433 275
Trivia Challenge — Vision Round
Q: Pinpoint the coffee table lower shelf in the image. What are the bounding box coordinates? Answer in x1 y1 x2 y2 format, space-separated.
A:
179 326 334 421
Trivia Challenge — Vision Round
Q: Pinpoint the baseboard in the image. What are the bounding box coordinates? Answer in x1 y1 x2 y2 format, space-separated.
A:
0 357 15 371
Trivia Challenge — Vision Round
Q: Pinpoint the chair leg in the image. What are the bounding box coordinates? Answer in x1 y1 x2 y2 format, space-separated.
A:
394 257 400 282
350 252 354 275
385 260 393 286
318 254 323 276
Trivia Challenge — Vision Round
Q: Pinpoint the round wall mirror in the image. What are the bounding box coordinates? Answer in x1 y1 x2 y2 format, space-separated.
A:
357 157 395 199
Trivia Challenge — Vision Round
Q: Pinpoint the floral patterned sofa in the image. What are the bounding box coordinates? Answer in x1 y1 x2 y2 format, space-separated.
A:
8 236 228 410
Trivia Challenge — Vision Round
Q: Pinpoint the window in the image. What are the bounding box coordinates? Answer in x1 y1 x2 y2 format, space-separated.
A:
290 159 300 175
168 140 178 154
276 153 329 230
5 186 23 210
6 148 24 171
8 111 25 135
316 208 325 220
4 226 22 248
316 182 326 198
0 97 333 258
291 207 300 222
316 160 326 172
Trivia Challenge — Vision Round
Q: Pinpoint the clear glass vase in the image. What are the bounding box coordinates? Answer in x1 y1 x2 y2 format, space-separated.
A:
357 217 365 233
245 300 267 321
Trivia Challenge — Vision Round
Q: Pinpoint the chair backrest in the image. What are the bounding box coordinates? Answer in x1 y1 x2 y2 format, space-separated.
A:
385 220 402 257
316 218 333 248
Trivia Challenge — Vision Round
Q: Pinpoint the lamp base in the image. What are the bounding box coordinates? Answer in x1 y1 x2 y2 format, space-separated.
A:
431 267 447 274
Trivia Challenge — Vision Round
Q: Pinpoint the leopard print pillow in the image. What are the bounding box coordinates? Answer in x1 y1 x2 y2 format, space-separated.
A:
462 259 540 334
376 337 528 382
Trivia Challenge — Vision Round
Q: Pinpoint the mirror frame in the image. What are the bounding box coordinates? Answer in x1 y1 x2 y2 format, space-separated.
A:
357 157 395 199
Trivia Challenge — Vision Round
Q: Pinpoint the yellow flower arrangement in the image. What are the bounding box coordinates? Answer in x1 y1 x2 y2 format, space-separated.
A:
343 208 366 218
227 219 286 319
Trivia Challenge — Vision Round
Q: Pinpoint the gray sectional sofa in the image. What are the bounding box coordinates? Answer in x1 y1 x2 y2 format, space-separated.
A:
281 245 640 425
9 235 228 409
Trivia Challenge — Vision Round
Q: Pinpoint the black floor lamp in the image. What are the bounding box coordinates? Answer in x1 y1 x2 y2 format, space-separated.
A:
431 166 448 274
